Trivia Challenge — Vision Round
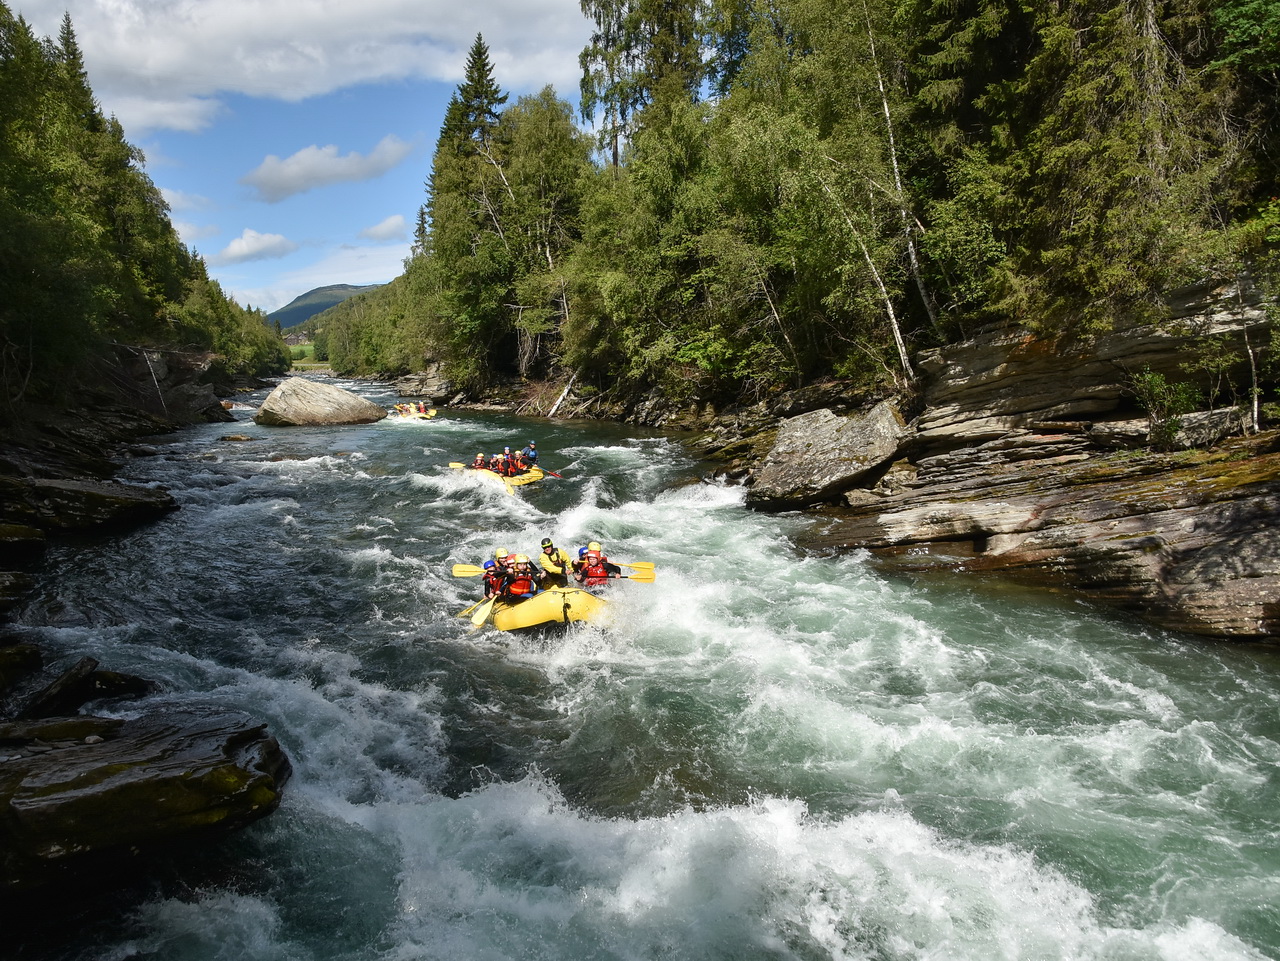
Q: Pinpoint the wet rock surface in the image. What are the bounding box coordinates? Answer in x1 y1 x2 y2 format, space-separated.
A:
0 708 290 894
797 433 1280 638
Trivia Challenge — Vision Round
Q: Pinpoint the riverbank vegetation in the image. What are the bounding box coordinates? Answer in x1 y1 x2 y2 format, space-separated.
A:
309 1 1280 414
0 5 289 417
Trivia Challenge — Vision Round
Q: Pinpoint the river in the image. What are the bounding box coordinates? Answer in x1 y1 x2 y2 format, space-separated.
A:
9 377 1280 961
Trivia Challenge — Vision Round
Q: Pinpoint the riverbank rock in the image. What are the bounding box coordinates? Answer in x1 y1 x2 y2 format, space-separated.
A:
746 402 911 508
254 377 388 426
797 433 1280 638
0 401 179 547
0 708 291 894
736 277 1279 639
913 277 1269 445
114 347 236 425
0 475 176 531
393 362 453 403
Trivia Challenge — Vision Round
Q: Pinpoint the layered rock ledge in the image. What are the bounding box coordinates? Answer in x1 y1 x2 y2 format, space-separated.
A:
796 433 1280 637
716 277 1279 640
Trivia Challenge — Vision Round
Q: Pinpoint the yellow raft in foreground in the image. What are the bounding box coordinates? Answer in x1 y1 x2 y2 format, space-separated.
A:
489 585 607 632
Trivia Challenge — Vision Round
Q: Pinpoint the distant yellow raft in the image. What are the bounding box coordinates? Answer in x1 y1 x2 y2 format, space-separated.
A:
489 585 607 632
451 464 545 495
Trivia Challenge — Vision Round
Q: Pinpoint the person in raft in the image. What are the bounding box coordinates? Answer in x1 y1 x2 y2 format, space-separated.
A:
575 541 623 588
536 537 572 587
501 554 540 600
488 547 513 582
481 559 503 599
470 452 486 469
521 441 538 465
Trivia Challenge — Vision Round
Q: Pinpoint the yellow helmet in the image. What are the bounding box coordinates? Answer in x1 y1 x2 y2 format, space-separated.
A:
588 541 602 552
495 548 508 559
515 554 530 563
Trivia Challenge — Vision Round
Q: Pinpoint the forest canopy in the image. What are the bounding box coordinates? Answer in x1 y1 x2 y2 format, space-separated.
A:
0 4 289 413
314 2 1279 409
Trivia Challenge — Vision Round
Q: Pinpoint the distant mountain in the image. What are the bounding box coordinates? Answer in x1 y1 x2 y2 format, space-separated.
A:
267 284 385 330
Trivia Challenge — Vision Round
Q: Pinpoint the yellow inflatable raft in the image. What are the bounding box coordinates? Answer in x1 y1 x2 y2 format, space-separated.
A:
489 585 607 632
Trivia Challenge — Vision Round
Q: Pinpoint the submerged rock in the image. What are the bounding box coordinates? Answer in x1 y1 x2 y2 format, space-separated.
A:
0 708 291 894
254 377 388 426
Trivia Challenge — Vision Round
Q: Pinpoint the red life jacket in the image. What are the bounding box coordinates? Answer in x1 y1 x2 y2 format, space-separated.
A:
504 570 537 597
582 552 612 586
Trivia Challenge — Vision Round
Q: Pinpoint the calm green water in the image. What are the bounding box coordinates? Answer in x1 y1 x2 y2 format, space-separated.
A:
9 377 1280 960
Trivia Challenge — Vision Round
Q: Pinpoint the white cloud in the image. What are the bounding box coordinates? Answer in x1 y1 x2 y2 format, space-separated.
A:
359 214 409 243
18 1 592 133
161 187 211 211
241 135 415 203
214 228 300 265
172 220 221 245
233 242 411 312
107 93 225 134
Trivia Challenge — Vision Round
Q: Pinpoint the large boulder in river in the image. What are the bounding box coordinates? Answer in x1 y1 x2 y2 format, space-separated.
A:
0 708 291 893
253 377 387 426
746 401 911 509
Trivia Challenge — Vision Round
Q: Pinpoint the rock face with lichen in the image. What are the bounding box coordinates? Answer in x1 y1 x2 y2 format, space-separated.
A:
733 277 1280 639
795 434 1280 638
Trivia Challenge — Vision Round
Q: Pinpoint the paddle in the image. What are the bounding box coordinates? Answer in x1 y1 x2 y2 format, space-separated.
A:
615 561 655 572
457 597 486 617
539 467 563 478
622 571 656 584
469 596 496 627
451 563 486 577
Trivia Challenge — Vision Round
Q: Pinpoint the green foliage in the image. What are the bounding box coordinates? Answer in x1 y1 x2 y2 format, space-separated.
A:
0 3 287 409
1130 367 1201 450
1213 0 1280 75
264 0 1280 413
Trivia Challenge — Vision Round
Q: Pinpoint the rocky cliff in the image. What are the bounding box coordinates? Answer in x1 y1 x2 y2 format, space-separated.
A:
708 277 1279 640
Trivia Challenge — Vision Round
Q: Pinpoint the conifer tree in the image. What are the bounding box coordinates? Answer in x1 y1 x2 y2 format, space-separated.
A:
579 0 709 166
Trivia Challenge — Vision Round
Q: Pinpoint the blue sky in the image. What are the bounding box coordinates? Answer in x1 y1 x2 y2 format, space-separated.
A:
16 0 593 313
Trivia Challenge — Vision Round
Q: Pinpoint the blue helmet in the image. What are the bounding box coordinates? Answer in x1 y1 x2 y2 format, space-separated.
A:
578 546 588 558
483 560 496 570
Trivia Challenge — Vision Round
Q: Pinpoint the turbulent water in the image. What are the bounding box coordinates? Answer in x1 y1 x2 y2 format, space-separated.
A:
8 377 1280 961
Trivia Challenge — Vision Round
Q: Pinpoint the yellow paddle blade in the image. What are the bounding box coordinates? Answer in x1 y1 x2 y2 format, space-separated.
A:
470 596 496 627
617 561 655 571
624 571 656 584
451 563 485 577
448 462 466 469
457 598 485 617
